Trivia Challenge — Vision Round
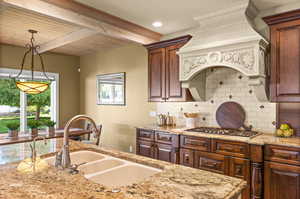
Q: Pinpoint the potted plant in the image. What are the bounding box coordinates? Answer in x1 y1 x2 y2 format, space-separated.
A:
28 120 40 137
43 119 56 135
5 121 20 138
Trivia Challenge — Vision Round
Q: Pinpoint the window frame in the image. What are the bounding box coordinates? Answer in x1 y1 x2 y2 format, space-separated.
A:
0 68 59 132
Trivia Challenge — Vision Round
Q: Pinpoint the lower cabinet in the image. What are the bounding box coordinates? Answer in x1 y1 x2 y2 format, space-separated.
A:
136 140 154 158
179 148 194 167
230 157 251 199
137 140 179 163
264 161 300 199
194 151 229 175
180 148 251 199
155 143 178 163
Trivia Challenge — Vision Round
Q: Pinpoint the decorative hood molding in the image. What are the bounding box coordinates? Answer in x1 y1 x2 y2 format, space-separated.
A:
178 0 269 102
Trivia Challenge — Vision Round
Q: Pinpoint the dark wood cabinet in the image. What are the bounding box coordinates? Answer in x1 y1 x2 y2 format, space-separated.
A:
179 148 194 167
212 139 250 158
230 157 251 199
136 128 179 164
144 35 193 102
264 9 300 102
148 48 166 102
137 128 300 199
180 135 211 151
194 151 229 175
264 161 300 199
136 139 154 158
265 144 300 166
180 136 252 199
155 143 178 163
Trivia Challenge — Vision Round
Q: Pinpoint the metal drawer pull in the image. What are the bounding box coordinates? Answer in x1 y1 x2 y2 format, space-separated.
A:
158 135 171 141
140 132 151 138
274 152 291 159
205 161 218 168
188 140 208 146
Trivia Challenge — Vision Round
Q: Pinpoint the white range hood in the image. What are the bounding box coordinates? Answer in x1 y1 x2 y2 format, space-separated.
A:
178 0 269 102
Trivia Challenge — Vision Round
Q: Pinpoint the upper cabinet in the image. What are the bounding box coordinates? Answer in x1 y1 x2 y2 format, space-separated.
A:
144 35 193 102
264 10 300 102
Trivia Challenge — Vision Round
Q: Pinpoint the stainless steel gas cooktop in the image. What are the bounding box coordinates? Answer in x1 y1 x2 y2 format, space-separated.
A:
186 127 259 138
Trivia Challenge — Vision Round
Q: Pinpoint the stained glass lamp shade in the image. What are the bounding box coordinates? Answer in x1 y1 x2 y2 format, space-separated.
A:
15 81 49 95
10 30 52 95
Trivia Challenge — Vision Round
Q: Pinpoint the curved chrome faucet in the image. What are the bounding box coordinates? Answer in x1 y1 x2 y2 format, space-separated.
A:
55 115 100 169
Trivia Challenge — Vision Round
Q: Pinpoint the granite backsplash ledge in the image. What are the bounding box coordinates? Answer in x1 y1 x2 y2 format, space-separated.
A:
157 67 276 133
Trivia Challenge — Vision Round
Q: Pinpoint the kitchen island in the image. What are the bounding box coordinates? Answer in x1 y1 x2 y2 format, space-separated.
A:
0 138 245 199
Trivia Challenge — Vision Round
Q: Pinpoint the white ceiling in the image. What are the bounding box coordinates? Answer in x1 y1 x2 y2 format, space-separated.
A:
75 0 299 35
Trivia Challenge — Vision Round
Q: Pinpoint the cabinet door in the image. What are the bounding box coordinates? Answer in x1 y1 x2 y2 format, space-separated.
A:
194 151 229 175
229 157 250 199
265 161 300 199
148 48 166 102
270 20 300 102
136 140 154 158
165 44 193 102
180 148 194 167
154 143 178 163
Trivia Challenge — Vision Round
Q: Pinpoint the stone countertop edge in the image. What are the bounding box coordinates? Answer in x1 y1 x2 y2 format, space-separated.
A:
0 140 246 199
136 125 300 148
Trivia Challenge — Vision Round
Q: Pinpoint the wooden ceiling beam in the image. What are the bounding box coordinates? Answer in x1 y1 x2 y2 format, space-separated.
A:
1 0 161 45
42 0 162 41
37 28 98 53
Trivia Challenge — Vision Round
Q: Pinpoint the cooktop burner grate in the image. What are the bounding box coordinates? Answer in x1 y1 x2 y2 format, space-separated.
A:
186 127 259 138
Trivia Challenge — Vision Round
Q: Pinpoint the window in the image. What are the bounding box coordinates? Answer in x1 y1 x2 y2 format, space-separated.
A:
0 68 59 134
97 72 125 105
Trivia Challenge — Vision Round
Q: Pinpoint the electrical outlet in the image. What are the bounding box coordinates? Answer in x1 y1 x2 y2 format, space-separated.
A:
129 145 133 153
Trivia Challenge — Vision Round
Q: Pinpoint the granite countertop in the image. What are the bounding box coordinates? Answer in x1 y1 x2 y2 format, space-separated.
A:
137 125 300 148
0 139 246 199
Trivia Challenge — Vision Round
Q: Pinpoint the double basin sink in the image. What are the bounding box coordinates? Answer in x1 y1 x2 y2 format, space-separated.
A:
45 150 162 188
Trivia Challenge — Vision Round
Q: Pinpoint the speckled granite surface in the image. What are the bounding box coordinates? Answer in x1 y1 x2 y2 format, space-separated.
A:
0 139 246 199
138 125 300 148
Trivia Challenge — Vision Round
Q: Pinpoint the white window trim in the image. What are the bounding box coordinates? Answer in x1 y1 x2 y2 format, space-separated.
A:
0 68 59 131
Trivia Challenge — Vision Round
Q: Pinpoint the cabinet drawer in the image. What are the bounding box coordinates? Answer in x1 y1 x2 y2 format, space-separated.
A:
212 139 249 158
136 140 154 158
155 131 179 146
194 151 229 175
265 145 300 166
137 129 155 141
180 148 194 167
180 135 211 151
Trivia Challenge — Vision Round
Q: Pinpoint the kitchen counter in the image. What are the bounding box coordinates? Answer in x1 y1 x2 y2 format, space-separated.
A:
137 125 300 148
0 138 246 199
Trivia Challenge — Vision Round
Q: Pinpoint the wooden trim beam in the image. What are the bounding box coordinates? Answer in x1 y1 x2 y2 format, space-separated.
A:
37 28 98 53
42 0 162 41
1 0 161 44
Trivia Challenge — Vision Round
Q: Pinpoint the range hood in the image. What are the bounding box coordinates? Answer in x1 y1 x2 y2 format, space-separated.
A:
178 0 269 102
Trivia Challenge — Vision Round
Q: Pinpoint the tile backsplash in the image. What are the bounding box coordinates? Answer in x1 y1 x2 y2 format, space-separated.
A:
157 67 276 133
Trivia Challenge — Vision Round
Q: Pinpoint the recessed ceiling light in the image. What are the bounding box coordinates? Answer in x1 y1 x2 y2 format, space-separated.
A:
152 21 163 27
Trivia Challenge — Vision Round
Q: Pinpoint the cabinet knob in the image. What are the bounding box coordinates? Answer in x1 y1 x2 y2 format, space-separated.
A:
184 154 189 162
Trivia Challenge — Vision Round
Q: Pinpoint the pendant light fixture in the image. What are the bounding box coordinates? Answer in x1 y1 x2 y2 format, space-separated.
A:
10 30 52 95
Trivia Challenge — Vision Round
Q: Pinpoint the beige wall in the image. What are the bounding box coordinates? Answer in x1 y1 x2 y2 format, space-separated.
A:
0 44 80 126
80 44 155 152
